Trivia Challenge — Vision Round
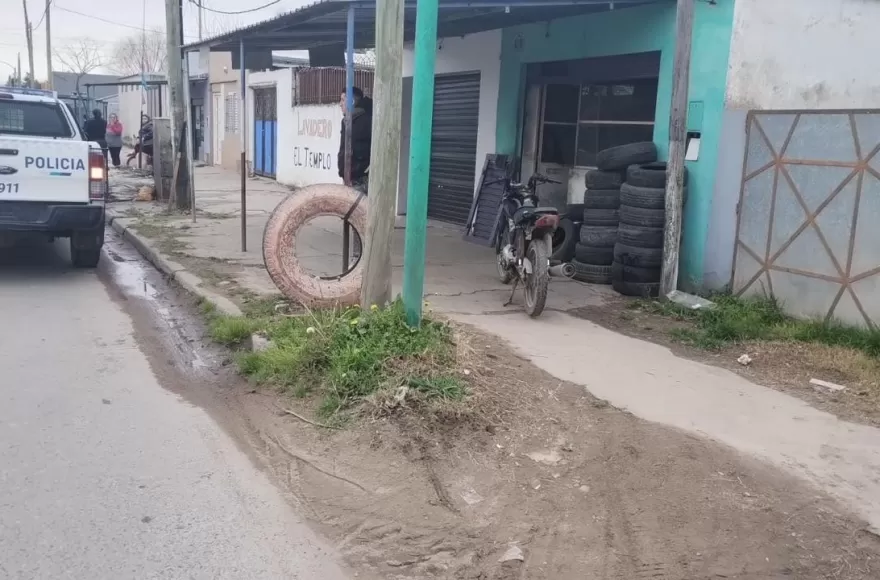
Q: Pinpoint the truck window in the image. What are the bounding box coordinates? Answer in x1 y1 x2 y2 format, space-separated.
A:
0 100 74 138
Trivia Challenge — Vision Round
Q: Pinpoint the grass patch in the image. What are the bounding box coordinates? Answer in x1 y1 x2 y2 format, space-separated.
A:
212 300 467 419
209 315 265 345
637 294 880 356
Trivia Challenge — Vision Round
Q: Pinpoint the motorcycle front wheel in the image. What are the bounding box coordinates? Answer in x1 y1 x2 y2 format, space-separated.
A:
524 235 550 317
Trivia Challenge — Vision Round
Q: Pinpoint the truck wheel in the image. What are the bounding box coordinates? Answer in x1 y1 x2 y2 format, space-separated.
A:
71 246 101 268
70 228 104 268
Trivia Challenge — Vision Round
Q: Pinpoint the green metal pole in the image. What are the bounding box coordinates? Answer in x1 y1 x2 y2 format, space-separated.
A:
401 0 439 327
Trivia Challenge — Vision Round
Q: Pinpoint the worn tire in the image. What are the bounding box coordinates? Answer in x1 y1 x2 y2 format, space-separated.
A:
263 183 367 308
574 243 614 265
583 189 621 209
612 260 661 283
613 242 663 268
612 276 659 298
572 260 612 284
617 224 663 248
596 142 657 171
582 208 620 227
550 217 578 262
584 169 624 190
579 225 617 247
620 182 666 210
626 162 689 189
619 205 665 228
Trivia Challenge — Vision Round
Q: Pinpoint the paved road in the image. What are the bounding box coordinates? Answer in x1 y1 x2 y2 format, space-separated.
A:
0 236 350 580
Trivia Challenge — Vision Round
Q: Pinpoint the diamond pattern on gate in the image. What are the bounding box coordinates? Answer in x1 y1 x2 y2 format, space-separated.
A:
732 111 880 328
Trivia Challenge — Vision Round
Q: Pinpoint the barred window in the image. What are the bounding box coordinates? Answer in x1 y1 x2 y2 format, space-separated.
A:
224 92 239 133
293 68 375 106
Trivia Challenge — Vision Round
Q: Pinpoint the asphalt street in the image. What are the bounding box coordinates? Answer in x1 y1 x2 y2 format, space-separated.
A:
0 233 350 580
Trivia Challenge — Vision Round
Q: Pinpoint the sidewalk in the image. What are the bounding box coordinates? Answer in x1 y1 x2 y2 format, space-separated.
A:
108 165 880 533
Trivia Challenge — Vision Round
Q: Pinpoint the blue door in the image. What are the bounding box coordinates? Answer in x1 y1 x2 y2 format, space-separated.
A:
253 88 277 178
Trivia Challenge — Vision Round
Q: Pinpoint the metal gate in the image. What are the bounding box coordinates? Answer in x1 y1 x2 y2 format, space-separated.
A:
732 110 880 328
253 87 277 178
427 73 481 225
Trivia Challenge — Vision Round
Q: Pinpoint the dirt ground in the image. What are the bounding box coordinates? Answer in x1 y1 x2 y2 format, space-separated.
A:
109 235 880 580
223 327 880 580
573 294 880 429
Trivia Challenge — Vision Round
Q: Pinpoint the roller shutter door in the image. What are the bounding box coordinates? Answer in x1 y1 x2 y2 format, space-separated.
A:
427 73 480 225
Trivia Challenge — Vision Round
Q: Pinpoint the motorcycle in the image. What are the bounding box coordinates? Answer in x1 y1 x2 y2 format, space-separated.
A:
494 173 575 317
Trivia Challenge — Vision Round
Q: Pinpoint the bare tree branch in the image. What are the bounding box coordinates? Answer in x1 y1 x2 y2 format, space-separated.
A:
108 30 167 76
53 37 105 93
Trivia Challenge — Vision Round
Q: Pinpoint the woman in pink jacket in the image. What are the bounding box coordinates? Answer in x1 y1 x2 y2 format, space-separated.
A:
105 114 124 168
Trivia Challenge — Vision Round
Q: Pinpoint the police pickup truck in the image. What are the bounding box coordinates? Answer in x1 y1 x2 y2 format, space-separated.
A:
0 85 107 267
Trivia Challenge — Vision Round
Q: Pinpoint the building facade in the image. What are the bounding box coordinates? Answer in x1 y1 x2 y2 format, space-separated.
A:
193 0 880 326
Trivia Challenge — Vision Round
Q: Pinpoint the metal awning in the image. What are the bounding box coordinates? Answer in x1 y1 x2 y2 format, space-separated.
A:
183 0 667 53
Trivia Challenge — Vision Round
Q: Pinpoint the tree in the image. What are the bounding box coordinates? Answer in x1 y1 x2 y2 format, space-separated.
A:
54 37 104 96
109 30 167 76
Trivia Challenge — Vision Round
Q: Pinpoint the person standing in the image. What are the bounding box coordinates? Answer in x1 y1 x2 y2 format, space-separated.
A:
337 87 373 193
105 114 124 168
82 109 108 161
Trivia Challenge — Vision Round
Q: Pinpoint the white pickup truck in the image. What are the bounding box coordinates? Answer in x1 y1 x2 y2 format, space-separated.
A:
0 85 107 267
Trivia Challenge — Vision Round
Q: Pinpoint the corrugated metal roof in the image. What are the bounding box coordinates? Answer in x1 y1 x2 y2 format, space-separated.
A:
184 0 667 53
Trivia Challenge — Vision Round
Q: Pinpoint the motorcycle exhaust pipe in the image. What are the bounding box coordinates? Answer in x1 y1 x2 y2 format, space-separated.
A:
549 263 575 278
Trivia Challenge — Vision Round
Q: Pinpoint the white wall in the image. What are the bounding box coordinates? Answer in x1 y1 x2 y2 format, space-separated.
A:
705 0 880 290
247 68 343 186
726 0 880 109
282 104 343 186
400 30 502 212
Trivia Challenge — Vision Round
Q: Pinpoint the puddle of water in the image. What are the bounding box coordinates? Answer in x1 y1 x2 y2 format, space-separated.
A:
107 252 159 300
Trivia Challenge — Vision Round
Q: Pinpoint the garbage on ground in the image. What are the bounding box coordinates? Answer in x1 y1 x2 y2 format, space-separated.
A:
810 378 847 393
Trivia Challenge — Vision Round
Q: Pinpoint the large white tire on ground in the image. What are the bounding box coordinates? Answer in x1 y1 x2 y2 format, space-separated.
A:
263 183 368 308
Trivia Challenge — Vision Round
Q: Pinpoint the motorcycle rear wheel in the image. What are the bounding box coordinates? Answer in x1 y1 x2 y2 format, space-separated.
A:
524 236 550 317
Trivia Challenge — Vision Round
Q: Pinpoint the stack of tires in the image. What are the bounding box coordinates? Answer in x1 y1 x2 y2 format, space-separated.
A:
613 157 687 297
571 169 624 284
572 142 658 285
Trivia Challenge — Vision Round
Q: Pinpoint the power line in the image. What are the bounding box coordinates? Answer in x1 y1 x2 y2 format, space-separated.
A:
33 0 52 30
188 0 281 16
53 5 160 33
52 4 200 40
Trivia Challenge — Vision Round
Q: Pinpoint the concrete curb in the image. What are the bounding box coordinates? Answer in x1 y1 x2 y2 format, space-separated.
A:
107 211 243 317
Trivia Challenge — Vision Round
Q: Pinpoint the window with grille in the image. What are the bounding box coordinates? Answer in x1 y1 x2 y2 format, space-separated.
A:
224 92 239 133
539 79 658 167
292 68 375 105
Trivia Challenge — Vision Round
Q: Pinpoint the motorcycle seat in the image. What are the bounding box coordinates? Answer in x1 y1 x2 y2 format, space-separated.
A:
512 206 559 224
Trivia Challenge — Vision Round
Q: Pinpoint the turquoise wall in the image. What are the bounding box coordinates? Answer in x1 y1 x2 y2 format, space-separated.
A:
496 0 736 288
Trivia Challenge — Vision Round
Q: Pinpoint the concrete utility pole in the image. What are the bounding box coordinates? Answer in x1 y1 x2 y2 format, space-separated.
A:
45 0 52 89
660 0 695 297
401 0 438 326
164 0 190 209
360 0 404 308
21 0 35 87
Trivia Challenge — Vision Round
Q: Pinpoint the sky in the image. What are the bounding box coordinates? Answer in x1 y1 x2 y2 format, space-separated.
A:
1 0 313 81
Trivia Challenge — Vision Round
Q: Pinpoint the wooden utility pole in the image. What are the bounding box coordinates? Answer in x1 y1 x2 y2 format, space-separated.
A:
660 0 695 297
21 0 35 87
164 0 190 209
44 0 52 89
401 0 438 326
360 0 404 308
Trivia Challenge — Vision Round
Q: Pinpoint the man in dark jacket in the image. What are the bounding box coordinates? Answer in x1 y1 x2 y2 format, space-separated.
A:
338 87 372 192
83 109 108 151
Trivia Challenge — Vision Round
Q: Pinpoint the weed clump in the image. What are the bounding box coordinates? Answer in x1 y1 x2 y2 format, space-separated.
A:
210 300 467 419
